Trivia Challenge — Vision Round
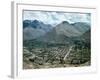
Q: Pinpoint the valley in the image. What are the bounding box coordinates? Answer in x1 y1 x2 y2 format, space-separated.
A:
23 40 91 69
23 19 91 69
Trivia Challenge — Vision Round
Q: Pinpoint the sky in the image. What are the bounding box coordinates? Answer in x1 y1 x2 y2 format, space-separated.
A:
23 10 91 26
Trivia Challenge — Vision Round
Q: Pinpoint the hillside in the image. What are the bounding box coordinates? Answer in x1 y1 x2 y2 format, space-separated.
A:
23 20 53 40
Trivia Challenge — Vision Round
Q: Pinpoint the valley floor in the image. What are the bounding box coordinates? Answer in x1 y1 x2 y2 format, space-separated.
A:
23 44 91 69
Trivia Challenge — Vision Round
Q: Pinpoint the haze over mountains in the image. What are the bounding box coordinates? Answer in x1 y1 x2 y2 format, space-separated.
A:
23 19 90 43
23 11 91 26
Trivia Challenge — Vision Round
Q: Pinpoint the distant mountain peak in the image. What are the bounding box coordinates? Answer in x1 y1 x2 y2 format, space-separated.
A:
62 21 69 24
23 20 31 28
33 19 39 23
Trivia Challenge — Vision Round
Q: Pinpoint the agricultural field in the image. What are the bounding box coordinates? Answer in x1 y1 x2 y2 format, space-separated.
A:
23 40 91 69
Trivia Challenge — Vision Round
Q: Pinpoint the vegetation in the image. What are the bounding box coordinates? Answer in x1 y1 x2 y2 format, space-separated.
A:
23 39 91 69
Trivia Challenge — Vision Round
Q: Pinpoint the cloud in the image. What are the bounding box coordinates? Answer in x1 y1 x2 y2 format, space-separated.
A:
23 10 91 25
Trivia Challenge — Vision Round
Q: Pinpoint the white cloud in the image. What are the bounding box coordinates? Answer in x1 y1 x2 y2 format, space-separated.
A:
23 10 91 25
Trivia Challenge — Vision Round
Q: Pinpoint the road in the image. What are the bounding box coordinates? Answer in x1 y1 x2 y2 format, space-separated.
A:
63 46 74 61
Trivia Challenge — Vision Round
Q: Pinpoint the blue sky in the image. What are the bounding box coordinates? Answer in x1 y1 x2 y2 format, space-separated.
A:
23 10 91 25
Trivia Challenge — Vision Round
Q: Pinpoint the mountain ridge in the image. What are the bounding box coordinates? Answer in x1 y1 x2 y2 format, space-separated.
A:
23 20 90 41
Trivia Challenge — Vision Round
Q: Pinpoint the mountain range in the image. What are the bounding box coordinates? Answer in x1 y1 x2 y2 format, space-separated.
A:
23 20 90 43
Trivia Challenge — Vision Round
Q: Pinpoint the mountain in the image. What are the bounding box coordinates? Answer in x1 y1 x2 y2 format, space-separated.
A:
31 20 52 32
23 20 90 42
36 21 90 43
23 20 31 29
23 20 53 40
81 29 91 43
23 20 52 32
55 21 82 37
72 22 90 34
36 27 72 44
23 27 46 40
